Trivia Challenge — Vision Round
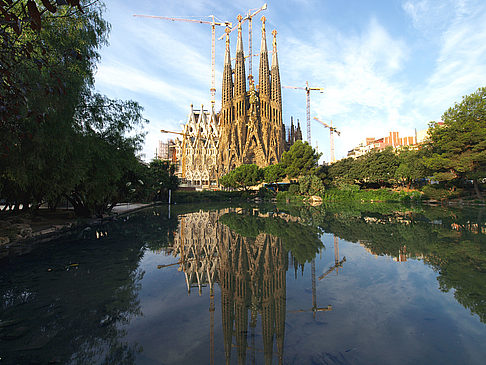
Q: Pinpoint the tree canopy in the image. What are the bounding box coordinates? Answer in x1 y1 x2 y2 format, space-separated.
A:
219 164 263 190
280 140 321 178
425 87 486 198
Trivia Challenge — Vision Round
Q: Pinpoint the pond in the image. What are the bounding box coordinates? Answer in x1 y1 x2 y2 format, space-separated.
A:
0 203 485 364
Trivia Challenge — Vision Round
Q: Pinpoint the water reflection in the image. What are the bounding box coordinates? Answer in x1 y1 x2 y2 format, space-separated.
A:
0 204 485 364
167 208 323 364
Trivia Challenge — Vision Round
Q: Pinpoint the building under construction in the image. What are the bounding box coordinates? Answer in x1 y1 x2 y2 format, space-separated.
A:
218 15 285 174
173 105 219 188
169 15 286 185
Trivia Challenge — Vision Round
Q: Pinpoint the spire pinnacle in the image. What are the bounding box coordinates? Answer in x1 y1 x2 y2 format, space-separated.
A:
272 29 277 51
236 14 244 53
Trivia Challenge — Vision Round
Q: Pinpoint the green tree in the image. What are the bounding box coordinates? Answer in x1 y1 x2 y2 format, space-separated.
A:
231 164 263 190
327 157 357 186
219 164 263 190
395 147 429 188
361 147 399 187
299 175 326 196
66 93 148 217
0 1 109 211
280 140 321 178
425 87 486 199
144 159 179 201
263 164 286 190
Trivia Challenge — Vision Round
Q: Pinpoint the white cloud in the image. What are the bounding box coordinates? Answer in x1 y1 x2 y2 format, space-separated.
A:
280 18 409 160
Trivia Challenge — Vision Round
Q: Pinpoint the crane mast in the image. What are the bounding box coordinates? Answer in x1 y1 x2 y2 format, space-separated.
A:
218 3 267 78
313 117 341 163
133 14 231 107
283 81 324 145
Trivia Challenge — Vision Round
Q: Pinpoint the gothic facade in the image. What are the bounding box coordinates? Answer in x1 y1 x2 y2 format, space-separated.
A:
218 16 285 174
174 105 219 188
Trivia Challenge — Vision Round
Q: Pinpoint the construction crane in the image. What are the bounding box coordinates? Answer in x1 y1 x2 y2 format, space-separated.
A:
313 117 341 163
218 3 267 77
160 128 190 178
283 81 324 145
133 14 232 107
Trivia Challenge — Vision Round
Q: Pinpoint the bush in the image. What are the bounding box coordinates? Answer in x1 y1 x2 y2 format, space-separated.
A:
288 184 300 195
421 185 462 200
299 175 326 196
258 187 276 200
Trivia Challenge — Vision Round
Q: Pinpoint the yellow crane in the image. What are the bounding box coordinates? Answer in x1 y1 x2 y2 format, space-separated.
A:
313 117 341 163
133 14 232 107
219 3 267 77
283 82 324 145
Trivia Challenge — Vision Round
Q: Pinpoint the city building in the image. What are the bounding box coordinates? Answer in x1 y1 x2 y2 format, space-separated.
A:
347 129 429 158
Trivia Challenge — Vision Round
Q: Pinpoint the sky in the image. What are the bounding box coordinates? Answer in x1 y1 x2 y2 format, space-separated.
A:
94 0 486 163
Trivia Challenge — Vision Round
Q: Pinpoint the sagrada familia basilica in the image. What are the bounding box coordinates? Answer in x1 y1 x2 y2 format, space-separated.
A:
218 15 284 173
173 15 292 188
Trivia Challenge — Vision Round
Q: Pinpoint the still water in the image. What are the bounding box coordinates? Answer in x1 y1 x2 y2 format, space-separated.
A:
0 203 485 364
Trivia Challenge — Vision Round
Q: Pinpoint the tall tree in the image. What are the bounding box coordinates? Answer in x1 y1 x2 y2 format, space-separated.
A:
263 164 286 190
280 140 321 178
425 87 486 199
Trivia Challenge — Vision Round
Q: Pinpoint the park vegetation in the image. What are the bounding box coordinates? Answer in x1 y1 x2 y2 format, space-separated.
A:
0 1 178 217
219 87 486 204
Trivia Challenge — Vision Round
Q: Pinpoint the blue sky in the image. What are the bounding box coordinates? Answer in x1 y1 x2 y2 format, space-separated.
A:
94 0 486 163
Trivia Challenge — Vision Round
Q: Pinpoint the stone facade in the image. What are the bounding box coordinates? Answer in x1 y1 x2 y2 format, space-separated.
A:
174 105 219 188
218 16 284 174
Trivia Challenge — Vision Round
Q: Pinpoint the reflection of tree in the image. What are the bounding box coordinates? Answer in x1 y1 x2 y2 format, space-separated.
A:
0 208 179 364
306 204 486 323
219 211 323 264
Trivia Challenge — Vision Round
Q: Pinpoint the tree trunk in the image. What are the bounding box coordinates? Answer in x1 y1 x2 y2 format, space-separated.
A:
473 178 483 200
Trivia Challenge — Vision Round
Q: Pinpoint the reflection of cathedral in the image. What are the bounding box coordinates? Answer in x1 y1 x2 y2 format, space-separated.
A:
170 209 287 364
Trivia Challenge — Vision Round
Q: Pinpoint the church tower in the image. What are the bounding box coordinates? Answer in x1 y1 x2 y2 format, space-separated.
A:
258 16 271 156
267 29 284 164
234 15 247 159
217 16 284 173
218 27 237 173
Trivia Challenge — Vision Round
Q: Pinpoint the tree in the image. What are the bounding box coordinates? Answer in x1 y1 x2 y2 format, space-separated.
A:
219 164 263 190
327 157 357 186
66 92 148 217
360 147 399 187
145 159 179 201
263 164 286 190
280 140 321 178
394 147 429 188
0 1 110 212
425 87 486 199
299 175 326 196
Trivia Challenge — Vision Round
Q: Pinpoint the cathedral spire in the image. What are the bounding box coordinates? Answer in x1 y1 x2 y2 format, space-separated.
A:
258 16 270 99
234 14 246 97
222 27 233 106
271 29 282 108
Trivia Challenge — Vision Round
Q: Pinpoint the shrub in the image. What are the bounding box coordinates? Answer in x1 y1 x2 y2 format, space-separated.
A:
288 184 300 195
299 175 326 196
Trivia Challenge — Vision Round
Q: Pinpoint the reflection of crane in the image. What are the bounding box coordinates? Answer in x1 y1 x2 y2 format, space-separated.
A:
133 14 232 107
218 3 267 77
283 82 324 145
289 259 332 319
313 117 341 163
319 236 346 280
